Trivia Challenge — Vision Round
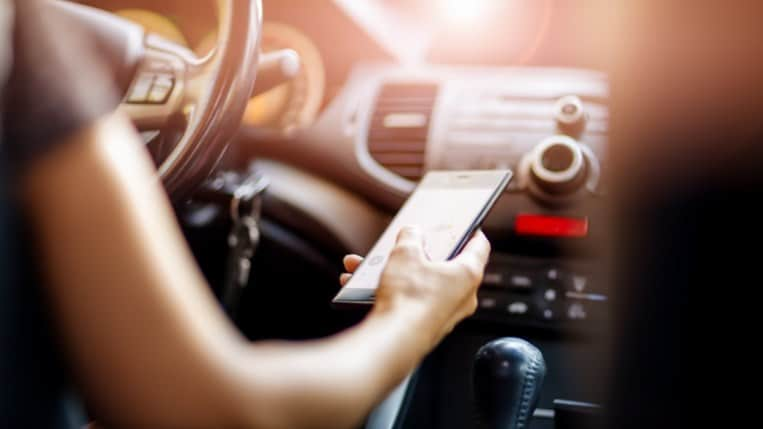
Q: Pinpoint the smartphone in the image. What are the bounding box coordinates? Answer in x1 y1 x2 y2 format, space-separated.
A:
333 170 512 306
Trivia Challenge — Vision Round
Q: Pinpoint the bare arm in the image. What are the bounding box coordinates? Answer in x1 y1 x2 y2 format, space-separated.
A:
22 113 488 428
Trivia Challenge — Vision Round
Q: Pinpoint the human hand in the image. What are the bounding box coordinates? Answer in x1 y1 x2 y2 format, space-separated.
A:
369 226 490 348
339 254 364 287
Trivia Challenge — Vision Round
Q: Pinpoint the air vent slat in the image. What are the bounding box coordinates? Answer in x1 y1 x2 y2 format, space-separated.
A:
368 128 429 141
377 86 438 98
373 102 436 110
367 141 427 153
388 166 425 179
371 153 427 165
367 83 438 181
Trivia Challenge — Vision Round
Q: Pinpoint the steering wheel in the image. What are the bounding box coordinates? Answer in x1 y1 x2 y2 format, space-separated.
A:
52 0 262 200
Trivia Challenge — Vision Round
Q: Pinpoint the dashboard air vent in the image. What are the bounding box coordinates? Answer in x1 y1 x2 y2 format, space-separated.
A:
367 83 439 180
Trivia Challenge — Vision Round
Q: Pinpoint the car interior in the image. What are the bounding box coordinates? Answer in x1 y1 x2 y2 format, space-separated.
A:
37 0 700 427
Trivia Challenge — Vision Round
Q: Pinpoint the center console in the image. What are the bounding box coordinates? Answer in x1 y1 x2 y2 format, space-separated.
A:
243 62 611 428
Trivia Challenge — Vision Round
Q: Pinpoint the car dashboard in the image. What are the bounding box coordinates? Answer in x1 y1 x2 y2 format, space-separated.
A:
74 1 613 427
264 58 611 429
243 9 613 424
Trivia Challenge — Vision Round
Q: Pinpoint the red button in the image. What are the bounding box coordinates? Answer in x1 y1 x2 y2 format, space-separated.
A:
514 214 588 238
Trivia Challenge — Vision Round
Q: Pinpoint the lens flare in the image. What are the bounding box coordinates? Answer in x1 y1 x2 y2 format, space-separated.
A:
440 0 502 25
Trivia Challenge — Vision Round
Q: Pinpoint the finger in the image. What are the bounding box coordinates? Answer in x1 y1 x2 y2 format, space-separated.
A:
452 230 491 274
391 225 426 260
395 225 424 247
343 254 364 272
454 229 490 266
339 273 352 286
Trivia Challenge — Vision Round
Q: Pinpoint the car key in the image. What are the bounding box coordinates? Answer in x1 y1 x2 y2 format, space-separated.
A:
223 173 269 316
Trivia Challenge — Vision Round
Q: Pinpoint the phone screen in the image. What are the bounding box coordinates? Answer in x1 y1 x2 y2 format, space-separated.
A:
334 170 511 304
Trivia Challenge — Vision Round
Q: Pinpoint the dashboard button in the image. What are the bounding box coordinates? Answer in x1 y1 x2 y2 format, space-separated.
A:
535 298 561 322
509 274 534 290
565 299 607 322
567 302 588 320
567 273 588 292
477 290 506 313
507 301 530 315
542 267 566 288
541 308 556 321
483 267 536 292
479 296 499 310
482 271 504 287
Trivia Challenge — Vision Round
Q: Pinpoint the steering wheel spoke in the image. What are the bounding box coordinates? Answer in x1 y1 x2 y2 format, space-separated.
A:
52 0 262 199
119 36 201 130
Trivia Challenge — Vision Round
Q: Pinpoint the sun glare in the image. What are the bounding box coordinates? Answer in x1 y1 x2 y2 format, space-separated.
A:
440 0 502 25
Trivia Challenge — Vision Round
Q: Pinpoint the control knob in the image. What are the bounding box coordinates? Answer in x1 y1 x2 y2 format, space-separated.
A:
529 135 587 195
555 95 587 138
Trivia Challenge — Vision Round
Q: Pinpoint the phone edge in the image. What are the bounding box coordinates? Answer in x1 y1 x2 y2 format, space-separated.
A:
332 170 513 308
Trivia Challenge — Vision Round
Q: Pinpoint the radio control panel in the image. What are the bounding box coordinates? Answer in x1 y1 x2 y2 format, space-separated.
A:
473 253 608 330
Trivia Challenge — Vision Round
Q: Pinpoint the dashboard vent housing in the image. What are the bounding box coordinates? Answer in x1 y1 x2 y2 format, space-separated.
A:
367 83 439 180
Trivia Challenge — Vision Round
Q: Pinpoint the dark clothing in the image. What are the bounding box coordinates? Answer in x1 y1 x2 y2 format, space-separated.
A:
1 0 119 426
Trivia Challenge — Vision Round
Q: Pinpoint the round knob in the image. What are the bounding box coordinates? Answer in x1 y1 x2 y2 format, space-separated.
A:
530 135 587 195
555 95 587 138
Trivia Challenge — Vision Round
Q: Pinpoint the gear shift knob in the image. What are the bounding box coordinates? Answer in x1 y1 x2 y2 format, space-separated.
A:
473 338 546 429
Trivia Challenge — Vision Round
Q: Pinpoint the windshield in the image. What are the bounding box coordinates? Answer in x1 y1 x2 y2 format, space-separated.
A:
334 0 609 69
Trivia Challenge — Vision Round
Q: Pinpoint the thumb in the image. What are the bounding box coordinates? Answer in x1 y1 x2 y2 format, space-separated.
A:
393 225 427 258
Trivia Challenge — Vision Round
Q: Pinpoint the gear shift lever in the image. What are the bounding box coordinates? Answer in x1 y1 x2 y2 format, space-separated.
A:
473 338 546 429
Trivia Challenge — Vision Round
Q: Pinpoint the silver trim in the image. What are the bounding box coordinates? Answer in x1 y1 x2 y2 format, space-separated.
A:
530 135 585 184
565 291 608 301
366 373 414 429
580 143 602 194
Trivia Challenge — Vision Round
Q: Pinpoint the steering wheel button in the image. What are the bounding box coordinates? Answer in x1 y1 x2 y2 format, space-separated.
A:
147 61 173 73
154 74 175 89
148 84 173 103
126 73 154 103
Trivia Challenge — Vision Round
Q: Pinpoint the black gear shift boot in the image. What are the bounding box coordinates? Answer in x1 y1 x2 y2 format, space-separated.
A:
473 337 546 429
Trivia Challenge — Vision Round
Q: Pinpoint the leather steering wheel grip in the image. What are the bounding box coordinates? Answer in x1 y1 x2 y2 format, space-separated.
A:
49 0 262 200
160 0 262 199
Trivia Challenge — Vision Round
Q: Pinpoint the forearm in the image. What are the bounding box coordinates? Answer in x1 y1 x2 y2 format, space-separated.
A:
230 308 433 429
23 114 248 427
23 113 437 429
